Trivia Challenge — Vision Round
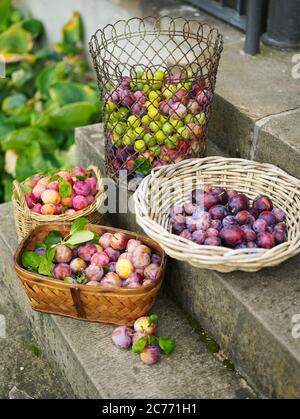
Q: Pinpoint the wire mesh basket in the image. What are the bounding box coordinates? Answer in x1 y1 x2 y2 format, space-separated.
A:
89 16 223 182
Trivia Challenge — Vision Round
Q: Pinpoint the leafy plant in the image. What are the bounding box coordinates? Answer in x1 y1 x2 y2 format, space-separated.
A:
0 3 101 202
21 217 94 278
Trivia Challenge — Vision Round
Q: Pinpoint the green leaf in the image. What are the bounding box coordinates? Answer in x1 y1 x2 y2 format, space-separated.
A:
148 314 158 327
0 114 15 143
21 18 44 39
70 217 89 235
49 82 98 108
38 256 54 277
148 335 157 346
62 12 83 47
3 175 13 201
65 230 95 246
59 180 72 198
46 246 57 263
132 337 147 354
0 0 11 26
0 24 33 53
158 337 176 355
2 93 27 115
49 101 95 130
133 157 152 177
22 251 40 271
44 231 62 248
36 62 67 99
2 127 56 153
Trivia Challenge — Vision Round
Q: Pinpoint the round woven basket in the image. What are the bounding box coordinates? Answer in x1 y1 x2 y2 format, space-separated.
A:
134 157 300 272
14 223 166 326
12 165 106 242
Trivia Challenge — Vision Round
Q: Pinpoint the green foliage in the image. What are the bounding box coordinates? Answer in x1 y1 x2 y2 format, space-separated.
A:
0 3 101 202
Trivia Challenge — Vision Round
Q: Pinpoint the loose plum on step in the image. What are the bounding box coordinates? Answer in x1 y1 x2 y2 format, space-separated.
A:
140 346 160 365
132 332 147 346
220 226 245 247
112 326 132 349
134 316 156 334
55 244 73 263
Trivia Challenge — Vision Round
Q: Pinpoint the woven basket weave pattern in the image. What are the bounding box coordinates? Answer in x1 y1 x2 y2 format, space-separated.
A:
12 165 105 242
134 157 300 272
14 224 166 325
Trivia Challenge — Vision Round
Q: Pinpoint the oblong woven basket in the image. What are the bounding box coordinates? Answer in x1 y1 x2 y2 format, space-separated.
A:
12 165 106 242
14 223 166 325
134 157 300 272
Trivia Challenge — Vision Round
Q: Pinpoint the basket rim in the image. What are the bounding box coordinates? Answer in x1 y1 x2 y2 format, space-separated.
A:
134 156 300 269
14 223 166 295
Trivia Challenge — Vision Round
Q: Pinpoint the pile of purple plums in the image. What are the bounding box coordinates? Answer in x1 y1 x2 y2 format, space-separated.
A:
23 166 98 215
104 69 210 177
169 186 288 250
112 315 175 365
41 232 161 288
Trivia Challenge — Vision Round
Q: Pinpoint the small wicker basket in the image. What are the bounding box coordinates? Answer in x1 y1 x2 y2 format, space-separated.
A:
12 165 106 242
134 157 300 272
14 223 166 325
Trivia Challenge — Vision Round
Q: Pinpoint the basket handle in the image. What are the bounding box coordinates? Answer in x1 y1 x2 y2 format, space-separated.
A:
70 288 86 318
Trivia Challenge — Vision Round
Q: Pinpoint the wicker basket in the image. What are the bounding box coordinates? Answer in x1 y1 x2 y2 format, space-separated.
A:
14 223 166 325
134 157 300 272
12 165 106 242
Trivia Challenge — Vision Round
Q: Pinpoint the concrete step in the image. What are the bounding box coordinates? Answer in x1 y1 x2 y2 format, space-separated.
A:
75 124 300 399
24 0 300 177
0 203 256 399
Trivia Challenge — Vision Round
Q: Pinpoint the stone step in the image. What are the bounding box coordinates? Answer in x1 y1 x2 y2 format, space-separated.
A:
0 203 256 399
22 0 300 176
75 124 300 399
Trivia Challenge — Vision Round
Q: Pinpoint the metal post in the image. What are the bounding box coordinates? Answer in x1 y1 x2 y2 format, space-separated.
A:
262 0 300 50
244 0 265 55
